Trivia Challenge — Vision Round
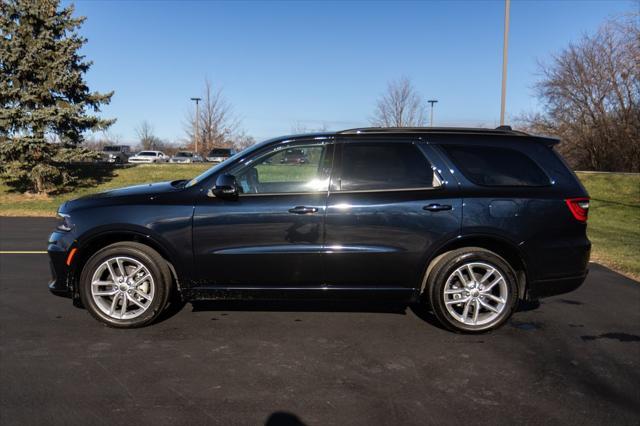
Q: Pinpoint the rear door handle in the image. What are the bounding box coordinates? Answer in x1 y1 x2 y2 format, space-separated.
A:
423 203 452 212
288 206 319 214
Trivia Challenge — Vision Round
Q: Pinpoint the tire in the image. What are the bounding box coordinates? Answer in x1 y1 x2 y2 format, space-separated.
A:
79 242 172 328
425 247 518 333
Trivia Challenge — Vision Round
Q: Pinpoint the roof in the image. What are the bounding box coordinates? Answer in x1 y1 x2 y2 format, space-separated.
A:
337 125 530 137
277 126 559 146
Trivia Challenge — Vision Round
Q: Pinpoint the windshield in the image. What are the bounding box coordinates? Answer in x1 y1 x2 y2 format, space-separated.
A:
186 139 273 188
209 149 232 156
103 146 121 152
175 152 192 157
138 151 156 156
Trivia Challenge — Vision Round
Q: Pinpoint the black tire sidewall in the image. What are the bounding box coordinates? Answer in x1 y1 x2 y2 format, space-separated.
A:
79 244 169 328
429 249 518 333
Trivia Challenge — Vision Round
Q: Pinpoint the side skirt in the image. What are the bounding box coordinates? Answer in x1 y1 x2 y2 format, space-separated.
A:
181 286 419 303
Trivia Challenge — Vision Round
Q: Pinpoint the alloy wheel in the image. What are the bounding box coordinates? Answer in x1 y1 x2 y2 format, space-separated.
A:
442 262 508 327
90 256 155 320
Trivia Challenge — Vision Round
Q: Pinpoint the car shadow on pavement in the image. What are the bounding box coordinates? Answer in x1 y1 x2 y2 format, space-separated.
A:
265 412 307 426
408 303 449 331
156 297 545 327
154 295 188 324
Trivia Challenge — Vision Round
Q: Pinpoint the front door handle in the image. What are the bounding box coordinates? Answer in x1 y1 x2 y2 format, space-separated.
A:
288 206 319 214
423 203 452 212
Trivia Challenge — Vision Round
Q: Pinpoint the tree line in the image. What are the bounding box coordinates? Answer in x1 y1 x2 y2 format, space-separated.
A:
1 0 637 195
518 15 639 173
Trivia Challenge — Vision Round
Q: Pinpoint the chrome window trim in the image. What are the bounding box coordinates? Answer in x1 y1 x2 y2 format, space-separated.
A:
329 186 444 195
238 191 329 197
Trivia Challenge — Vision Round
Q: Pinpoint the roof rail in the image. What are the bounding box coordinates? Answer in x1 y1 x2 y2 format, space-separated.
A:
338 126 530 136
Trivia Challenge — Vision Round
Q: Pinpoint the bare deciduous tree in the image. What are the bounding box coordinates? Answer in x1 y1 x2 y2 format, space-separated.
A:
370 77 427 127
517 15 639 172
233 131 257 151
290 121 329 134
84 132 123 151
136 120 162 150
184 78 240 155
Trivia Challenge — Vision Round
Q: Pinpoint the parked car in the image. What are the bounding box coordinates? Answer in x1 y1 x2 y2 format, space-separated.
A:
280 148 308 164
170 151 204 164
47 127 590 332
128 151 169 164
101 145 131 163
206 148 236 163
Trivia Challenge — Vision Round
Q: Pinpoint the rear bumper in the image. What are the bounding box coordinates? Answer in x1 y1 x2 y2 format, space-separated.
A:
527 270 588 299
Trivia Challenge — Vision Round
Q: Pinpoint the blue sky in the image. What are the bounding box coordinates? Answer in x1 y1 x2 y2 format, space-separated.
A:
68 0 636 143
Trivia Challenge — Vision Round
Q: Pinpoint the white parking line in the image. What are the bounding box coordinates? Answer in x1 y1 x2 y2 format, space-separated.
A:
0 251 47 254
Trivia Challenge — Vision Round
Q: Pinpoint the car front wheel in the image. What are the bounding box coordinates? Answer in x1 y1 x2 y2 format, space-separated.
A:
426 247 518 333
79 242 171 328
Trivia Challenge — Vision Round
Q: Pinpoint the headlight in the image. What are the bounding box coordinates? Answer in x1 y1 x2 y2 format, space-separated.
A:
57 212 73 232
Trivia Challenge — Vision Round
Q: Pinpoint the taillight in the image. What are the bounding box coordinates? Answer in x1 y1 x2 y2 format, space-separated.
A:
565 197 590 223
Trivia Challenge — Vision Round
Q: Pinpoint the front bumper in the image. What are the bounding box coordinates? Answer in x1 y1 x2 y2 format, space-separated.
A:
47 231 75 298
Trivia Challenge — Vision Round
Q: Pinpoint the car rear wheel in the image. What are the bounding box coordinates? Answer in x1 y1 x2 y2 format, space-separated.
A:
79 242 171 328
425 247 518 333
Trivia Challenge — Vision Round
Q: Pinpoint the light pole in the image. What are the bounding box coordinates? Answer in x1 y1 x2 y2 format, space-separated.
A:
190 97 201 153
500 0 511 126
427 100 438 127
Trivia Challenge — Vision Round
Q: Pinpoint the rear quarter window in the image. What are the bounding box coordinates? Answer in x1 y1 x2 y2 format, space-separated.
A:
441 145 550 187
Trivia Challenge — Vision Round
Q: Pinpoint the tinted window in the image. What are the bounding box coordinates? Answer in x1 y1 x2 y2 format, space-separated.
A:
138 151 155 156
340 143 436 191
233 143 333 194
441 145 550 187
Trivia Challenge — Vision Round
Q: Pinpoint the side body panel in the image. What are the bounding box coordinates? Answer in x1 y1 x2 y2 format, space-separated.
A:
431 134 590 296
192 192 327 287
49 184 198 296
322 138 462 289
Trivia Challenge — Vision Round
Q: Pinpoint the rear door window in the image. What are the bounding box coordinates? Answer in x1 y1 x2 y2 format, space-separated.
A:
441 145 550 187
339 142 438 191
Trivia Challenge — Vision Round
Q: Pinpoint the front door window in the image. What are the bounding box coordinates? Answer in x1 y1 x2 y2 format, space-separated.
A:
232 143 333 194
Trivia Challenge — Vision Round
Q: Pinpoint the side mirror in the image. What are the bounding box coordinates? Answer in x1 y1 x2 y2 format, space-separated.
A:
210 173 239 200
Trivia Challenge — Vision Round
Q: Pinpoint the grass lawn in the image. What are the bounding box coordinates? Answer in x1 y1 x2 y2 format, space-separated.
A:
576 172 640 280
1 165 638 280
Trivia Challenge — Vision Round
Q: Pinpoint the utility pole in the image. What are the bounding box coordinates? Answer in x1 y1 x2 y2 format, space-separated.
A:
500 0 511 126
190 97 202 153
427 100 438 127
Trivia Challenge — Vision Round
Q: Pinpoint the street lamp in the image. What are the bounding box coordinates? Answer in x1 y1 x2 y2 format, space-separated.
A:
427 100 438 127
190 97 201 153
500 0 511 126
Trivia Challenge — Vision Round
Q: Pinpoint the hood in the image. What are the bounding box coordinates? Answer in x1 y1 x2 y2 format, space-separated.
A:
60 181 180 213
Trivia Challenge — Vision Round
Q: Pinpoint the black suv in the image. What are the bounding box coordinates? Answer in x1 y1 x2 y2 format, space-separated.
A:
101 145 131 163
48 127 590 332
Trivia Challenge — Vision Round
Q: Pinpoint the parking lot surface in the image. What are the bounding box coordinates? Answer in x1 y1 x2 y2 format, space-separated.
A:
0 217 639 425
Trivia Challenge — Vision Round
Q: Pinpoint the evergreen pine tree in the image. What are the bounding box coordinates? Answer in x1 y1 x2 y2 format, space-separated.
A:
0 0 114 193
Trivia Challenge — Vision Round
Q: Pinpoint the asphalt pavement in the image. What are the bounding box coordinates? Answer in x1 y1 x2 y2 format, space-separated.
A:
0 217 639 425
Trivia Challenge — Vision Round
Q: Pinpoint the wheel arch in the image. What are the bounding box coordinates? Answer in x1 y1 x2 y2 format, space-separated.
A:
421 234 528 300
70 229 183 300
